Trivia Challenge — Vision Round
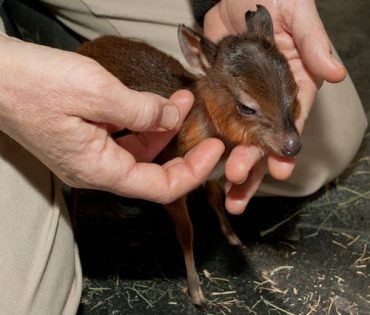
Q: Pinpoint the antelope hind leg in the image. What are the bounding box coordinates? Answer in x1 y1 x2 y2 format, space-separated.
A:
205 180 243 246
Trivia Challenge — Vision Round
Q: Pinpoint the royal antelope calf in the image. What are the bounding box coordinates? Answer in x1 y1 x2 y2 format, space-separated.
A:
77 5 301 306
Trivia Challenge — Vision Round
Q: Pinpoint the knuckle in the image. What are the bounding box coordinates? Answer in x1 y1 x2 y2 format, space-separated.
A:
128 92 163 130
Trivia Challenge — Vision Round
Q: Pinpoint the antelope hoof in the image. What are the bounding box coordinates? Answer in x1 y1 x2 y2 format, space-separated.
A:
225 232 243 247
190 286 207 306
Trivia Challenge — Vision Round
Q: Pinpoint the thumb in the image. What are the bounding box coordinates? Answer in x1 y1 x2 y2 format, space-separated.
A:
112 88 183 131
76 77 187 132
115 90 195 162
292 0 346 83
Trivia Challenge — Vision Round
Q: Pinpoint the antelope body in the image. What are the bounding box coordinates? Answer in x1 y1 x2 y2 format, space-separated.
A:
78 5 301 306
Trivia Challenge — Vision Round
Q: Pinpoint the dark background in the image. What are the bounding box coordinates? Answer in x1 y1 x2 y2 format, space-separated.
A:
75 1 370 314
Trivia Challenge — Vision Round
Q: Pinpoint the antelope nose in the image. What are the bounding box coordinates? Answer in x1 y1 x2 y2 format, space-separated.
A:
281 133 301 157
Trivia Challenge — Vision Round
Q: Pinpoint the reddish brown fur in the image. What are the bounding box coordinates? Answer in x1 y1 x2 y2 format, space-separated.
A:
76 5 301 306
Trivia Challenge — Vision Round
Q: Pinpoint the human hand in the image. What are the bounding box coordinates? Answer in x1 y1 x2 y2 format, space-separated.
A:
204 0 346 214
0 35 225 204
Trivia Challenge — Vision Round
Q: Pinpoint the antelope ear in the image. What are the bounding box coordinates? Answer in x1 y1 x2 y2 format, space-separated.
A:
245 5 274 42
178 24 218 76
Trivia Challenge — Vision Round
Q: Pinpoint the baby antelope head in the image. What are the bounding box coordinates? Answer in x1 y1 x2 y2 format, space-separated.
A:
178 5 301 157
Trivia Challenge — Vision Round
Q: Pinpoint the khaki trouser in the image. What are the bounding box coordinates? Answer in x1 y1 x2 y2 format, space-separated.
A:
0 1 367 314
0 134 82 315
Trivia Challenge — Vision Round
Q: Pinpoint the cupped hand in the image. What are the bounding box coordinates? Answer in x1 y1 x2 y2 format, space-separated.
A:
204 0 346 214
0 35 225 204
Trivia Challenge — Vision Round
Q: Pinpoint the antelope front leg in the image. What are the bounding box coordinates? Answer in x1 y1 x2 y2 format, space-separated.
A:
164 196 206 306
205 180 243 246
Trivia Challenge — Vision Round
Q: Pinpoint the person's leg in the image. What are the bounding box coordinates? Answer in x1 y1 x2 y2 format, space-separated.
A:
2 0 81 50
40 0 368 196
41 0 197 64
0 132 82 315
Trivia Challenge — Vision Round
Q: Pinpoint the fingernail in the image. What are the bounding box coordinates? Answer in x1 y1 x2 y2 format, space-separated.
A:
160 105 180 130
226 199 248 215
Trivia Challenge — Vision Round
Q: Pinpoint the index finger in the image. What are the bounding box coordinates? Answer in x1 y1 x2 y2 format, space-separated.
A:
289 0 346 83
105 138 225 203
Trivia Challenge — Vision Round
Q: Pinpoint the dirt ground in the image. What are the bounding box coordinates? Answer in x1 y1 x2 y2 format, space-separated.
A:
76 1 370 314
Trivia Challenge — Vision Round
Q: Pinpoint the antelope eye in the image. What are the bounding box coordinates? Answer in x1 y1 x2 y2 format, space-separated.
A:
236 100 256 116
